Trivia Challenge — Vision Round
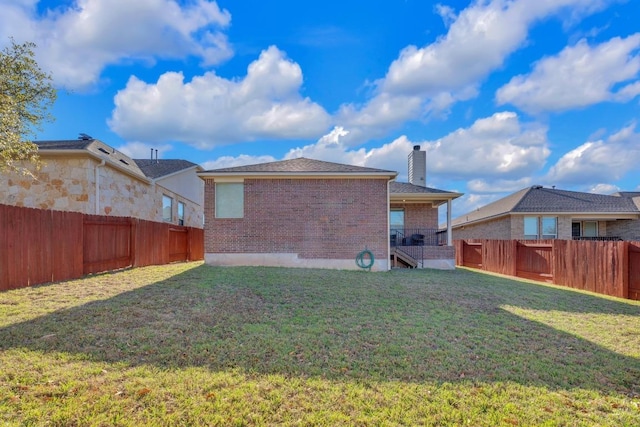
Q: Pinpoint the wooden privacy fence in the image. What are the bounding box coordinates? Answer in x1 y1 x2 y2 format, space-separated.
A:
455 239 640 300
0 204 204 291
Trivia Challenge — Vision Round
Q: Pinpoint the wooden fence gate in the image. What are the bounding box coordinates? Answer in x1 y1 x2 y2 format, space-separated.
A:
630 243 640 300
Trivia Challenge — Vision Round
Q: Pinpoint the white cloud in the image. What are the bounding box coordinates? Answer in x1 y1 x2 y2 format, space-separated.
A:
201 154 277 171
109 46 331 147
0 0 232 89
546 122 640 185
326 0 613 145
588 183 620 194
496 34 640 112
208 112 549 190
117 141 173 160
466 177 533 193
424 112 550 180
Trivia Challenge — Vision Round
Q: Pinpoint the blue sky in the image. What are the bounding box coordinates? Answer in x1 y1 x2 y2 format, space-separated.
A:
2 0 639 219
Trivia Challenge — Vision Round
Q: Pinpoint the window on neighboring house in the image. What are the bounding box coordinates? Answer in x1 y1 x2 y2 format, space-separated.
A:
572 220 598 238
215 182 244 218
541 216 557 239
162 195 173 222
177 201 185 226
524 216 538 239
583 221 598 237
524 216 558 239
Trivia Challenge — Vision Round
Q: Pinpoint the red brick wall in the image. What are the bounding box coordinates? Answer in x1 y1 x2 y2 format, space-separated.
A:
390 203 438 229
203 178 389 261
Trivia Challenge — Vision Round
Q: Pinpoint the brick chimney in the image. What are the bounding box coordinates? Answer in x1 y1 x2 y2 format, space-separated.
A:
408 145 426 187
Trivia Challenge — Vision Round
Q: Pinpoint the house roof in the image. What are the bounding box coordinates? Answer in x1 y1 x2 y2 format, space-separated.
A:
453 185 640 227
390 182 457 195
389 181 462 206
198 157 397 178
134 159 201 179
612 191 640 198
35 138 148 181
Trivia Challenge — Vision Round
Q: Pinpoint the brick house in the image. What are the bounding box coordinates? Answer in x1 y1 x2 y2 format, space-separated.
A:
0 135 204 227
452 185 640 241
199 148 461 271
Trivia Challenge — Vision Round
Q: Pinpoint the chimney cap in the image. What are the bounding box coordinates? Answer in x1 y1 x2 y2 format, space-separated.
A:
413 145 420 150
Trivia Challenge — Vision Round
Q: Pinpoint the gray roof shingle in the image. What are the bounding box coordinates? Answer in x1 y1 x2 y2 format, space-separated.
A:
453 186 640 226
200 157 396 175
390 181 458 195
134 159 200 179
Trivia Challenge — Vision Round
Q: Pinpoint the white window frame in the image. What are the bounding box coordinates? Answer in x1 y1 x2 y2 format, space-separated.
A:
524 216 557 239
162 195 173 223
541 216 557 239
177 201 185 226
523 216 539 239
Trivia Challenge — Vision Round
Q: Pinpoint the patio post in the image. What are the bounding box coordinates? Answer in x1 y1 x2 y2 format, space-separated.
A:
447 199 452 245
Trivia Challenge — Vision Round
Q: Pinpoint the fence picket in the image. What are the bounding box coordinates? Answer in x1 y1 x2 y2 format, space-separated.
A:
0 204 204 291
456 239 638 300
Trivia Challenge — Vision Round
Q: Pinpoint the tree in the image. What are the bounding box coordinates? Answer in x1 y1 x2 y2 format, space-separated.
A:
0 38 57 174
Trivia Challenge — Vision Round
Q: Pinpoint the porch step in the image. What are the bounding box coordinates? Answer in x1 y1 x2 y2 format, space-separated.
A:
391 248 418 268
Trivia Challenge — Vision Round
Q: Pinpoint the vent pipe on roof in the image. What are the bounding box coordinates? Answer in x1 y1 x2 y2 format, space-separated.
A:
408 145 426 187
155 149 158 164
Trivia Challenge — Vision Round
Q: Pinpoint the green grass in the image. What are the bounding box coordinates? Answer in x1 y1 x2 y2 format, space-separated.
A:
1 262 639 426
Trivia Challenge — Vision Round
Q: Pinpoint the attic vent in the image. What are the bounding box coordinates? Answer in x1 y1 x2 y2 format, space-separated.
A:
78 133 93 140
98 147 110 155
119 159 129 165
532 185 543 189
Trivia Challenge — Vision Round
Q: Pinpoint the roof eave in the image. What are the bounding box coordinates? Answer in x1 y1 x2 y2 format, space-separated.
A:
197 171 398 180
390 192 463 205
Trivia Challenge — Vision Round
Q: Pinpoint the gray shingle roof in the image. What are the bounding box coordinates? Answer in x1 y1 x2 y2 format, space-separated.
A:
390 181 458 195
453 186 640 226
201 157 396 175
134 159 200 179
35 138 147 179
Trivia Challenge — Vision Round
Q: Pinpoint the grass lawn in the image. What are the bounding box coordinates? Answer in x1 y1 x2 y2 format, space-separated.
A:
1 262 639 426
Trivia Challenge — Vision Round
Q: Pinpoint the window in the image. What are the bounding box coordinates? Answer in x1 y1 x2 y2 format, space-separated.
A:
177 202 185 226
583 221 598 237
524 216 538 239
541 216 557 239
390 209 405 231
572 221 598 237
524 216 557 239
215 182 244 218
162 195 173 222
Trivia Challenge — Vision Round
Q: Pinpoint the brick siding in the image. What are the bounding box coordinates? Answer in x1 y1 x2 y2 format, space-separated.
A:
204 178 389 262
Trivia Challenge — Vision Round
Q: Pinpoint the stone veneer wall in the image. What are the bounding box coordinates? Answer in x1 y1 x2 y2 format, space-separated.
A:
203 178 390 271
0 156 203 228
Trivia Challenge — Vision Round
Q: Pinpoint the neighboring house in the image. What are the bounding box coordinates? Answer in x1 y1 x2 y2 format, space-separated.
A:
0 135 204 227
198 146 462 271
452 185 640 241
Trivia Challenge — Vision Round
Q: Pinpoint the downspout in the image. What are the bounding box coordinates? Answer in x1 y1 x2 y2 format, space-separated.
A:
447 199 453 246
95 159 106 214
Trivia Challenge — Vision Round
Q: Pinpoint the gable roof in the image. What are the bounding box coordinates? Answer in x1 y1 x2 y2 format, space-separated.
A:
35 138 148 181
198 157 397 178
453 186 640 227
134 159 201 179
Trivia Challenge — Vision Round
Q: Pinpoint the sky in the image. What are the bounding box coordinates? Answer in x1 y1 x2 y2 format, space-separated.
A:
2 0 640 220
